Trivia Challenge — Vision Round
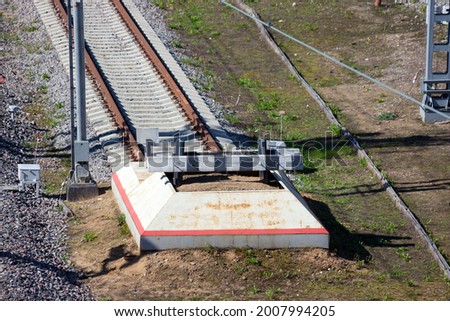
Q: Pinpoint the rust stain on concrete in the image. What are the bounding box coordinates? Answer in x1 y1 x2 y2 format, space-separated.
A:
205 202 251 210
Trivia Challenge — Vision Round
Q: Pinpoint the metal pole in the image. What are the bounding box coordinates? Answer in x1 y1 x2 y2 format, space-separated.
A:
74 0 86 141
279 110 285 140
424 0 434 81
280 116 282 140
68 0 75 171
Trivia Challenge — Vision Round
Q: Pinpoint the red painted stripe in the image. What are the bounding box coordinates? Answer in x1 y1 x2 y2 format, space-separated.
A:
142 228 329 237
112 173 144 235
113 172 329 237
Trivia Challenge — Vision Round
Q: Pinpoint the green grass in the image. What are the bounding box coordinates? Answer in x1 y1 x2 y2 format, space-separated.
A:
171 40 184 48
25 25 38 32
148 0 450 299
377 112 398 121
83 232 97 242
329 124 343 137
223 113 240 125
327 102 341 119
265 286 282 300
117 213 131 237
246 249 261 265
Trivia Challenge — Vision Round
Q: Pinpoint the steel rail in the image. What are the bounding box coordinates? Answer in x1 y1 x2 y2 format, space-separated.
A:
52 0 143 161
110 0 220 151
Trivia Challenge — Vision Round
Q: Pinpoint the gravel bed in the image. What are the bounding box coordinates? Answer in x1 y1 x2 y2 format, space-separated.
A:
0 0 110 300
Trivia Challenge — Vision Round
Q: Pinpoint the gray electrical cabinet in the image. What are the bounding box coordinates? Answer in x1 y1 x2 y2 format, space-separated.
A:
18 164 41 196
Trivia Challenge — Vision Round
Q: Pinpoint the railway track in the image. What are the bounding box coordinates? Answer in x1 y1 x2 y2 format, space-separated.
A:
35 0 233 169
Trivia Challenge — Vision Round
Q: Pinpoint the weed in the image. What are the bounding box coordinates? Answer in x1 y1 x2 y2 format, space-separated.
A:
268 111 280 118
171 40 184 48
83 232 97 242
237 76 260 89
327 102 341 119
265 286 282 300
262 270 273 280
335 197 350 205
234 266 248 275
285 133 304 141
200 75 214 91
430 234 440 247
248 284 259 295
204 244 219 255
168 22 182 30
302 22 318 32
343 11 353 19
223 113 240 125
377 112 398 121
356 259 366 269
256 92 281 111
284 114 298 121
43 181 60 195
54 102 64 110
152 0 172 10
180 56 201 67
376 273 388 283
381 293 393 301
405 279 416 287
375 96 385 103
117 213 131 237
395 247 411 262
210 31 221 37
246 249 261 265
236 22 250 29
25 44 41 54
1 32 20 42
37 84 47 95
41 73 50 81
26 25 38 32
390 264 406 279
21 141 32 149
329 124 343 137
359 157 367 167
382 220 399 234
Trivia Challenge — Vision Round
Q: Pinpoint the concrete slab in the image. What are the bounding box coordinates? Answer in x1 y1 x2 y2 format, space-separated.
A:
112 164 329 250
66 182 99 202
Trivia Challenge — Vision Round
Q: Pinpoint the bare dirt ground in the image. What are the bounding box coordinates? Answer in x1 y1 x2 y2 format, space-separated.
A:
67 188 449 301
177 173 280 191
67 190 354 301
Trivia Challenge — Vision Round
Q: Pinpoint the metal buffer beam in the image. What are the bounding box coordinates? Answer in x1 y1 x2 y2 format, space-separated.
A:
144 132 303 186
422 0 450 122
